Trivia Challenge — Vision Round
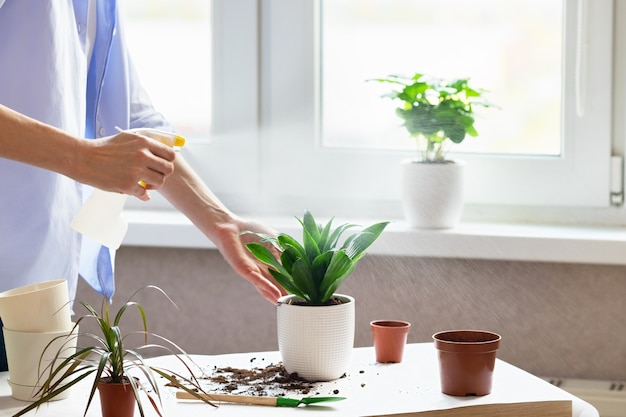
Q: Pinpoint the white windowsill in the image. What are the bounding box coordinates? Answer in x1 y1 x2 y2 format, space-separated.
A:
122 210 626 266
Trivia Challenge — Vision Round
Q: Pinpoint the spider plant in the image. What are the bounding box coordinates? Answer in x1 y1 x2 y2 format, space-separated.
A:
13 285 213 417
244 211 389 306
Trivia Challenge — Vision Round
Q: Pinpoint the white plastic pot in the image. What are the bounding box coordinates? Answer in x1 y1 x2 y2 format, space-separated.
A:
4 324 78 401
0 279 72 332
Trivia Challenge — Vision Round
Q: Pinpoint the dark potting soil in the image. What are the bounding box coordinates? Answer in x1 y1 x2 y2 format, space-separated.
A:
285 296 345 306
201 360 319 396
166 359 345 397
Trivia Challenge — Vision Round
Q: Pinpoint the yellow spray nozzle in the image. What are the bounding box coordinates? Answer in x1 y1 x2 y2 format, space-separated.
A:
173 135 185 147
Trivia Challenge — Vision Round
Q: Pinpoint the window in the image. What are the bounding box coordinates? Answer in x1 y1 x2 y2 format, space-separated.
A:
321 1 562 157
120 0 211 139
125 0 621 225
257 0 615 221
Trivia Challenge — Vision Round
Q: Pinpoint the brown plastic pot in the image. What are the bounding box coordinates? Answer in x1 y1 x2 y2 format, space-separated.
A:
98 378 136 417
433 330 501 396
370 320 411 363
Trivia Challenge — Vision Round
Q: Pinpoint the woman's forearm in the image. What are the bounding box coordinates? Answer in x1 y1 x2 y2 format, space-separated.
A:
158 154 234 236
0 104 80 176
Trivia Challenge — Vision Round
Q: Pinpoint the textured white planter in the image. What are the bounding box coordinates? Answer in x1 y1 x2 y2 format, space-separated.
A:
401 159 465 229
277 294 355 381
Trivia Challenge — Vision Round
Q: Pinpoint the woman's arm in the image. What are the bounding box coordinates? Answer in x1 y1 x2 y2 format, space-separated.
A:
158 155 285 304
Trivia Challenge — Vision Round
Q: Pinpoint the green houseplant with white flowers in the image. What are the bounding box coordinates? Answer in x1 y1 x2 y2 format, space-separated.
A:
244 211 388 381
370 72 494 229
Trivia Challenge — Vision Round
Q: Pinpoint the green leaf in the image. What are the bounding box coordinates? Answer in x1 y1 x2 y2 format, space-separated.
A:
246 241 308 297
321 268 355 303
128 351 158 386
326 223 356 250
280 246 299 274
245 242 290 278
278 234 307 261
319 251 355 303
301 226 322 263
311 251 333 287
465 123 478 137
301 210 321 241
114 301 147 332
344 222 390 260
239 231 282 252
151 368 216 408
401 81 428 102
269 269 307 300
290 259 317 303
266 269 295 294
81 351 112 415
317 217 334 251
13 368 97 417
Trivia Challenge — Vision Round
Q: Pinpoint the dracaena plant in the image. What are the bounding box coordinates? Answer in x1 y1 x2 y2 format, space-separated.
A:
370 73 493 162
13 285 213 417
244 211 389 306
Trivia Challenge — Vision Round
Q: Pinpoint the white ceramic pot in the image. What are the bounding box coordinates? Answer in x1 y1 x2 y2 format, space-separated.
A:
277 294 355 381
401 159 465 229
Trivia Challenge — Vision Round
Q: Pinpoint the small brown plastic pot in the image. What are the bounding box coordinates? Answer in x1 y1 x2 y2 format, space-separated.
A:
98 378 137 417
370 320 411 363
433 330 501 396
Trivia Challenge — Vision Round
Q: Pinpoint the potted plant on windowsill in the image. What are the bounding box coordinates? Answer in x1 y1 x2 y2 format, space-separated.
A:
13 286 213 417
244 211 388 382
370 73 493 229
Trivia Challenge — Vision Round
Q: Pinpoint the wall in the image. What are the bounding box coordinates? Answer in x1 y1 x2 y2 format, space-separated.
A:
75 246 626 381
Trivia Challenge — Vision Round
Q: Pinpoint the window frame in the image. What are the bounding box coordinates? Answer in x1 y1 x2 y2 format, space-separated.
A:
140 0 263 212
141 0 626 227
256 0 613 213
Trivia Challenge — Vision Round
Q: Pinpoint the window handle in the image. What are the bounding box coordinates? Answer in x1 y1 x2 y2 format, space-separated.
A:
611 156 624 207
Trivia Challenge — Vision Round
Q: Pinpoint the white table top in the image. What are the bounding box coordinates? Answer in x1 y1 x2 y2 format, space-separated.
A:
0 343 598 417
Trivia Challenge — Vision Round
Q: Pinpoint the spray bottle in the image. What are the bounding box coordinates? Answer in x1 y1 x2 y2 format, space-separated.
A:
70 128 186 249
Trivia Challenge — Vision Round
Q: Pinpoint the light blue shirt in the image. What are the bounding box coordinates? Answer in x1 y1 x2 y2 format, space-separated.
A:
0 0 170 301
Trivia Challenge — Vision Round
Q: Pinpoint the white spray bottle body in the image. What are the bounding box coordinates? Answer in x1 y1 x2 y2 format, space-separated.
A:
70 128 185 249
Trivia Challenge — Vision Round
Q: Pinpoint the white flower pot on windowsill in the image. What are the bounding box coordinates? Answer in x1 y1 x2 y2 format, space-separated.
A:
401 159 466 229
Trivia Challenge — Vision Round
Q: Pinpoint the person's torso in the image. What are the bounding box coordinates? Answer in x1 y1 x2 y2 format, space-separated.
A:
0 0 92 294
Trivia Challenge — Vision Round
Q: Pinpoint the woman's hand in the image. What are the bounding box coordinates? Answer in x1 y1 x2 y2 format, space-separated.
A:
0 105 175 200
74 131 177 200
210 216 287 304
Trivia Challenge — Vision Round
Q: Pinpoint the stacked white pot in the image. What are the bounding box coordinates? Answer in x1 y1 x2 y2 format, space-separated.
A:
0 280 76 401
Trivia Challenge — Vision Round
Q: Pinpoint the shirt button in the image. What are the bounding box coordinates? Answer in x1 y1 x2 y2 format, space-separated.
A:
77 23 83 33
98 127 106 136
